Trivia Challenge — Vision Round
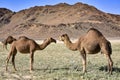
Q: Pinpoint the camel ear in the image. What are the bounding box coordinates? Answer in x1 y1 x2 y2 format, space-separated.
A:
64 34 67 35
62 34 64 37
51 38 56 43
63 34 67 37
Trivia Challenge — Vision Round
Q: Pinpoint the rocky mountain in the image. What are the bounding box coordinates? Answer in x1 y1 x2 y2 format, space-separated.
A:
0 2 120 40
0 8 14 27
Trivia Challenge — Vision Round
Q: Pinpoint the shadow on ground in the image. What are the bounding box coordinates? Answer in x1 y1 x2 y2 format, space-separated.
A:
99 66 120 72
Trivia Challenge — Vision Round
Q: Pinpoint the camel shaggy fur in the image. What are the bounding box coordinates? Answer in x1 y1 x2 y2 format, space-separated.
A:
59 28 113 74
4 36 56 72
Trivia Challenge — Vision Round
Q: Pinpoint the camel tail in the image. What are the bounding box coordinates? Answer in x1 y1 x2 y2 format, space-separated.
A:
107 41 112 55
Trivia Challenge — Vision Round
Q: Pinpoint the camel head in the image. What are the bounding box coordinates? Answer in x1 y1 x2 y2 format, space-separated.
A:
44 37 56 43
59 34 69 41
2 36 16 50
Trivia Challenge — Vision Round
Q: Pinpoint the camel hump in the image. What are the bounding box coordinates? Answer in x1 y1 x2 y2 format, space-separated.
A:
18 36 29 39
88 28 103 36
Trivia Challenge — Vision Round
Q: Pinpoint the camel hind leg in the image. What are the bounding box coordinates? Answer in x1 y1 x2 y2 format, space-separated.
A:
11 49 17 71
106 54 113 74
6 51 13 71
101 42 113 74
6 46 17 71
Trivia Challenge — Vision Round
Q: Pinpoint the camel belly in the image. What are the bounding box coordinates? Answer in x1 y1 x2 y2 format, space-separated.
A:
16 46 30 53
85 43 100 54
19 50 30 53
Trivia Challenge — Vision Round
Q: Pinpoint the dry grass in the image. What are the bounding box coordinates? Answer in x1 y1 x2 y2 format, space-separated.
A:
0 41 120 80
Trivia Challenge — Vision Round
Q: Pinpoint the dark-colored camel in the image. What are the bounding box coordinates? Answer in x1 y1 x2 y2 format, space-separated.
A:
4 36 56 72
59 28 113 74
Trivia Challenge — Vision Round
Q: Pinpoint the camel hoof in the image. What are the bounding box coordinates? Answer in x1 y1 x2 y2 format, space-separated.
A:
30 68 34 73
6 69 7 71
105 71 112 75
110 73 113 75
83 71 87 75
13 70 17 73
14 69 17 72
30 70 33 73
108 71 112 75
6 68 8 71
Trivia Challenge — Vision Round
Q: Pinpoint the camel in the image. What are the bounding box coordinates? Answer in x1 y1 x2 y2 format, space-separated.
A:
4 36 56 72
59 28 113 74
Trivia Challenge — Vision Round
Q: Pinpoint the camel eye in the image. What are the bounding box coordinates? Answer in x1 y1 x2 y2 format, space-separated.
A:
62 34 66 37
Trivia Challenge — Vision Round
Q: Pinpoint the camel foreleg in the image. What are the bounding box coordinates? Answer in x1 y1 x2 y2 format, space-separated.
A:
80 50 87 74
30 52 34 72
11 52 17 71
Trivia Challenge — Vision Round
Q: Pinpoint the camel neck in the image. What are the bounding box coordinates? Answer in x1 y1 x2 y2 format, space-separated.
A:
38 41 51 50
64 39 78 51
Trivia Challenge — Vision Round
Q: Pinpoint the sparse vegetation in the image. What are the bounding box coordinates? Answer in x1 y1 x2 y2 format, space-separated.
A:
0 41 120 80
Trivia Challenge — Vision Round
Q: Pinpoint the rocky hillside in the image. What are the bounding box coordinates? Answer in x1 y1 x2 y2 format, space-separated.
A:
0 2 120 40
0 8 14 27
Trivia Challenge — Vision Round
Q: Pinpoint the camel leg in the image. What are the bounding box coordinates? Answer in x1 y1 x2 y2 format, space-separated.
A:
30 52 34 72
105 54 113 74
80 50 87 73
101 43 113 74
11 51 17 71
6 51 12 71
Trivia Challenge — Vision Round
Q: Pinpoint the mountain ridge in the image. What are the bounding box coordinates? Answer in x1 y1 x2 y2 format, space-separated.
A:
0 2 120 40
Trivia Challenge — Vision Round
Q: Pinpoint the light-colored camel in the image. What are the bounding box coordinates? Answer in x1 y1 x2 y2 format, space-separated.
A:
4 36 56 72
59 28 113 74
